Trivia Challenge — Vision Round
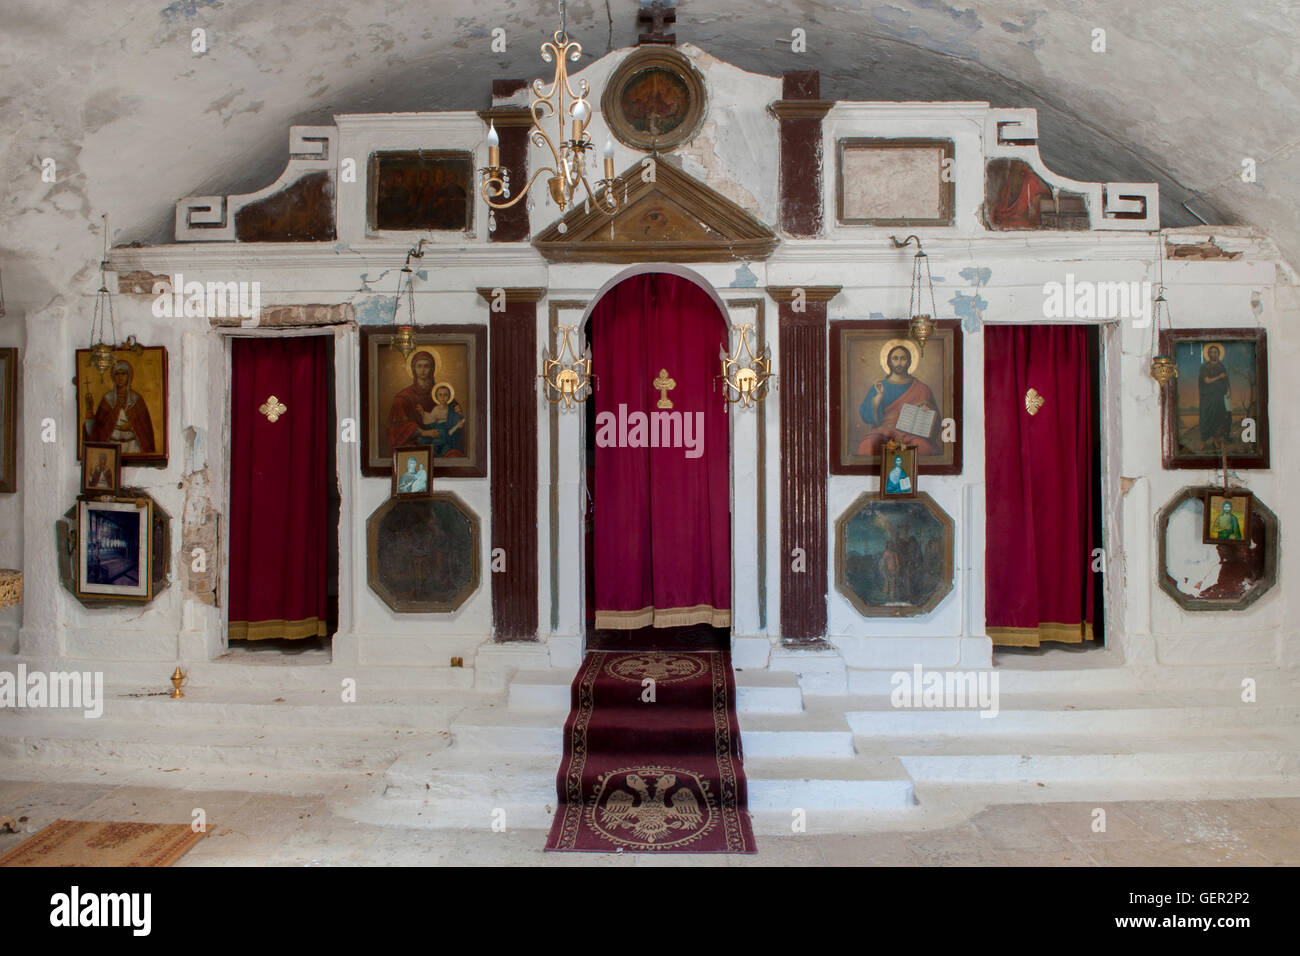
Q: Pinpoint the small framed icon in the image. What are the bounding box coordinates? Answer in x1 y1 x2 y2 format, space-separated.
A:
879 441 918 499
81 441 122 495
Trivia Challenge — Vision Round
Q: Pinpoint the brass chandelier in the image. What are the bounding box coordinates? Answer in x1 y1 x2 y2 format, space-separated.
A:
480 0 620 224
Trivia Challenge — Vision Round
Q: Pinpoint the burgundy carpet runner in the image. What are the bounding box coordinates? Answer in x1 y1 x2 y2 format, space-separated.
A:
545 651 757 853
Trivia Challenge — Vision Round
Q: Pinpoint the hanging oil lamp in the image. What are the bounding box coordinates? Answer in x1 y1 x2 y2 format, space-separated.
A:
88 215 118 381
892 235 938 356
1149 232 1177 386
390 240 427 360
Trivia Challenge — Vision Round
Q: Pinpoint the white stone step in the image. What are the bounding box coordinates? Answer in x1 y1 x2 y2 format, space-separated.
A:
506 667 804 714
0 654 475 694
737 709 857 758
847 661 1300 697
843 692 1299 735
1 685 483 732
0 714 442 773
855 729 1300 782
743 757 914 811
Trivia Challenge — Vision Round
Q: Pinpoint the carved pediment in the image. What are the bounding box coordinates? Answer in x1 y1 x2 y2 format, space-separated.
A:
532 159 778 263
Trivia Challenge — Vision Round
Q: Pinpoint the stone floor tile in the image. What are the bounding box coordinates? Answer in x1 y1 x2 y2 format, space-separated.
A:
994 845 1098 866
1078 840 1186 866
970 803 1072 852
815 830 917 866
1234 827 1300 863
904 824 1006 866
1040 801 1151 844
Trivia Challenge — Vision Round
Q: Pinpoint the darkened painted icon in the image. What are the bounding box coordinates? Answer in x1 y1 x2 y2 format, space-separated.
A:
366 492 480 613
369 151 472 233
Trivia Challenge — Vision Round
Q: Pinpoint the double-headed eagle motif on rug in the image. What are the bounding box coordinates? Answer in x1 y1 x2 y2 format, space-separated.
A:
598 770 709 845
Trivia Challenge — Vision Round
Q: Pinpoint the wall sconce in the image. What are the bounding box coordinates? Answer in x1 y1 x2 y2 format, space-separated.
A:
891 234 938 356
541 325 594 409
719 323 772 409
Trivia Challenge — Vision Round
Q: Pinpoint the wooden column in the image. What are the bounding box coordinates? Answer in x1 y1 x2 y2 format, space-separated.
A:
478 80 532 243
771 71 834 238
479 287 546 641
770 286 840 646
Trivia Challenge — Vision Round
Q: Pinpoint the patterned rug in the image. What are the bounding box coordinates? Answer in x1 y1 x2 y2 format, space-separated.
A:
0 820 210 867
545 651 756 853
585 623 730 652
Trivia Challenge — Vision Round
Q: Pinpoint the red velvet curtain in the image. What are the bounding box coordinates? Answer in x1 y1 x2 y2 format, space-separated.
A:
228 336 329 640
984 324 1095 645
592 273 731 629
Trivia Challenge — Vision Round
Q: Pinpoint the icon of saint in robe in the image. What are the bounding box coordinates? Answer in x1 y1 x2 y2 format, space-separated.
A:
88 360 155 455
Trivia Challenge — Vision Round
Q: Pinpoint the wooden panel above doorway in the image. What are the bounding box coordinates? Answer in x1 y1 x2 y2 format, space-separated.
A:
532 159 778 263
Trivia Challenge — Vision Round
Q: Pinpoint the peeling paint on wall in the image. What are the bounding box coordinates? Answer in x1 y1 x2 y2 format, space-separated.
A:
355 294 398 325
179 465 220 606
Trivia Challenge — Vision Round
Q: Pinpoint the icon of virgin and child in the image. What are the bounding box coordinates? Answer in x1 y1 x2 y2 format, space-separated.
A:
387 349 466 459
857 340 942 457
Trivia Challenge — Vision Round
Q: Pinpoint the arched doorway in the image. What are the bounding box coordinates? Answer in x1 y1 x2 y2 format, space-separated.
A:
581 270 732 652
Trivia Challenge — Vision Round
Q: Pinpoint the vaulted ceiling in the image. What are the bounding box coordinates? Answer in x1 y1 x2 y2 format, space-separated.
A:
1 0 1296 316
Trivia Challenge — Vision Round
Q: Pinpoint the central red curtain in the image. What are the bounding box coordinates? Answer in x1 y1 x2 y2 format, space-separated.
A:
984 324 1095 646
592 273 731 629
228 336 330 640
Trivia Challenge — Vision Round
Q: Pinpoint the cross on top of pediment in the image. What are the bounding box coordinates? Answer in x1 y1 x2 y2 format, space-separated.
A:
638 0 677 45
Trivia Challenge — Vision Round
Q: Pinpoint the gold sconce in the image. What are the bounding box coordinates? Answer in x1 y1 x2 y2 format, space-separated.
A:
541 324 594 409
891 234 939 356
719 323 772 409
1149 231 1178 387
390 240 428 360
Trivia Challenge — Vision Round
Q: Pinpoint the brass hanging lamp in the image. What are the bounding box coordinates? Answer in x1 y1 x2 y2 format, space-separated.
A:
1149 231 1178 386
88 215 118 381
892 235 938 356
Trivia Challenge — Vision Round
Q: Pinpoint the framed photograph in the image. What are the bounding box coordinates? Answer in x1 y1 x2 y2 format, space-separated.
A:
0 348 16 493
76 497 153 602
837 138 955 226
391 444 433 499
75 345 169 466
360 326 486 479
368 151 473 233
830 320 963 475
81 442 121 495
1203 490 1252 545
880 441 917 498
1160 328 1268 469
